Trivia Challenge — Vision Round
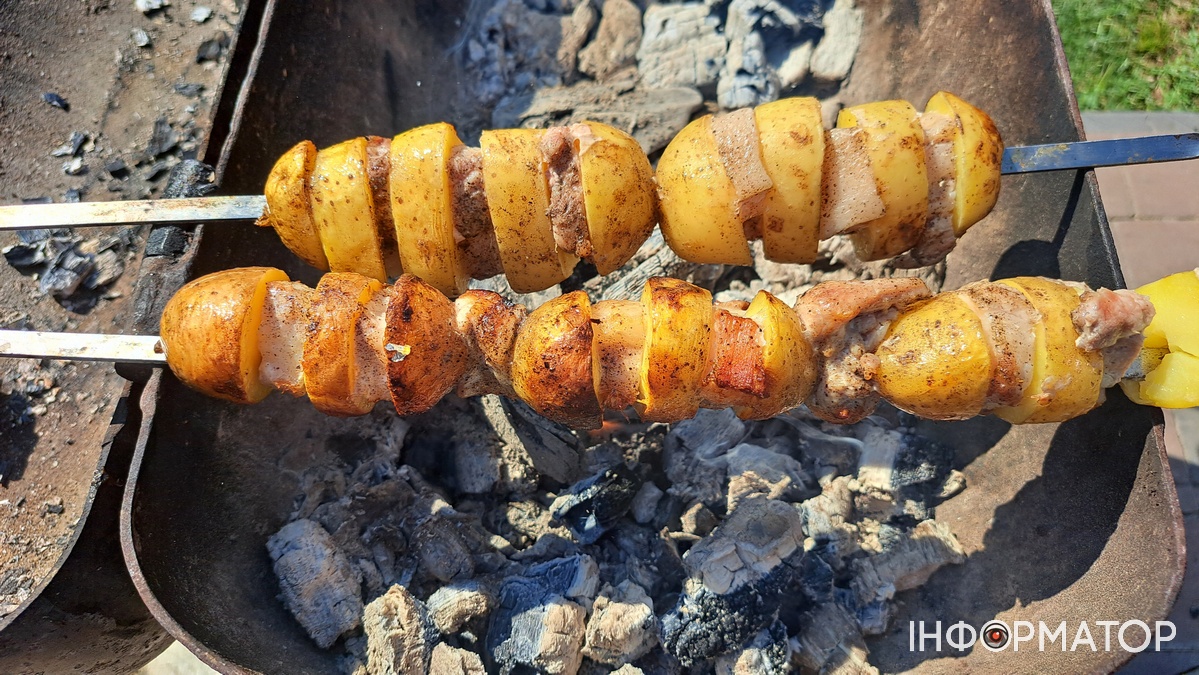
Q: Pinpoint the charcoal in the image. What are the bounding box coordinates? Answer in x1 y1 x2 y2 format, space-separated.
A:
630 482 663 525
665 408 746 506
809 0 862 81
558 1 598 81
428 581 496 634
582 580 659 666
196 31 229 62
51 131 88 157
134 0 165 14
429 643 485 675
173 82 205 98
798 476 858 562
486 555 599 674
853 423 954 521
42 92 69 111
267 519 363 649
719 0 824 108
714 619 790 675
132 28 152 48
636 3 726 90
144 160 171 181
794 601 876 674
363 585 438 675
550 463 643 544
724 442 812 509
40 247 95 297
191 6 212 23
83 249 124 288
146 117 178 158
577 0 642 82
481 395 583 484
144 226 188 257
679 501 717 537
105 158 130 179
64 188 82 203
849 519 964 607
163 159 217 197
661 497 804 665
62 157 85 175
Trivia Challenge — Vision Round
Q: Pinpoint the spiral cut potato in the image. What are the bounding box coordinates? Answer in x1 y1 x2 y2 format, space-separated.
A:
159 267 1198 430
257 93 1002 296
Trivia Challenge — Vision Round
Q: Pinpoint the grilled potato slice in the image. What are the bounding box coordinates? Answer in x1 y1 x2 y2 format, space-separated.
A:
577 122 657 275
736 290 818 419
837 100 929 260
591 299 646 412
390 123 470 297
162 266 290 404
656 115 754 266
511 290 601 429
924 91 1003 237
261 141 328 270
638 278 714 422
755 97 825 264
875 293 993 420
310 138 388 281
993 277 1103 424
386 275 471 416
481 128 577 293
302 273 385 416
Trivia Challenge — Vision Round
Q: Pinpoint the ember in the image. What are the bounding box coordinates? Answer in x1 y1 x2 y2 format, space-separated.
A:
269 405 964 673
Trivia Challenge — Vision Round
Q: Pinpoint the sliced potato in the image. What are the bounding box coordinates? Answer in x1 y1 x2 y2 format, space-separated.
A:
591 299 646 412
755 97 825 264
875 293 993 420
481 128 577 293
310 138 388 281
924 91 1003 237
837 100 929 260
993 277 1103 424
261 141 328 270
511 291 602 429
638 278 714 422
389 123 470 297
386 275 471 416
656 115 754 265
162 267 289 404
302 273 384 416
577 122 657 275
1136 352 1199 408
1136 268 1199 355
738 290 817 419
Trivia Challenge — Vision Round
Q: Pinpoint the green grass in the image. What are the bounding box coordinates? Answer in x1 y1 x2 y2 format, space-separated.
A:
1052 0 1199 110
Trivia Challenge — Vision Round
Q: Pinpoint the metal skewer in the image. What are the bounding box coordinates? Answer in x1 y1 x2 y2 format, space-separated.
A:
0 135 1197 232
0 330 166 364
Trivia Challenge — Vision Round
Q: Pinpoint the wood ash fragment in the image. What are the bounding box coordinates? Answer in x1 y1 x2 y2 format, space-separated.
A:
362 584 438 675
715 618 791 675
429 643 486 675
267 519 364 649
582 580 659 666
428 580 497 634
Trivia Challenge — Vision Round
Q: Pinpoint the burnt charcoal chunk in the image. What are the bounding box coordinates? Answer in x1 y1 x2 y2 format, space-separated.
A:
163 159 217 198
267 519 363 649
486 555 599 674
42 92 69 111
660 497 804 665
714 619 790 675
363 585 438 675
145 226 189 257
550 463 643 544
173 82 205 98
146 117 178 158
39 247 95 297
105 159 130 179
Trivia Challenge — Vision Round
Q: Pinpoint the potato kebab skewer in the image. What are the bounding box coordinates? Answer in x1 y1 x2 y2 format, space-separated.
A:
256 91 1001 296
158 266 1199 430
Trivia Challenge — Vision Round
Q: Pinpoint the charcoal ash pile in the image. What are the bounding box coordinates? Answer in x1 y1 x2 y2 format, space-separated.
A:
456 0 863 154
267 403 966 673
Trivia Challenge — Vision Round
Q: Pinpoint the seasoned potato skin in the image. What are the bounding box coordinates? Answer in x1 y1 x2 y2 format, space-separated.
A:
511 291 602 429
261 141 328 270
755 98 824 264
481 128 576 294
302 273 384 416
310 138 388 281
387 275 471 416
925 92 1003 237
638 278 713 422
390 123 469 296
161 266 289 404
993 277 1103 424
875 293 993 420
578 122 657 275
739 290 817 419
656 115 754 265
837 100 929 260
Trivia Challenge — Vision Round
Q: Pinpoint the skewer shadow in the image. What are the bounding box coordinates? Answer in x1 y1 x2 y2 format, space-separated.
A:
989 170 1085 281
0 392 38 487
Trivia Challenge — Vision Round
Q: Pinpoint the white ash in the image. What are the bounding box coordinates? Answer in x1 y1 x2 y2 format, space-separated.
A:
664 408 747 506
794 600 878 674
577 0 642 82
850 519 965 607
582 581 659 666
718 0 824 109
427 580 496 634
809 0 863 81
429 643 486 675
363 584 438 675
636 3 726 90
267 519 363 649
715 619 790 675
629 481 663 525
